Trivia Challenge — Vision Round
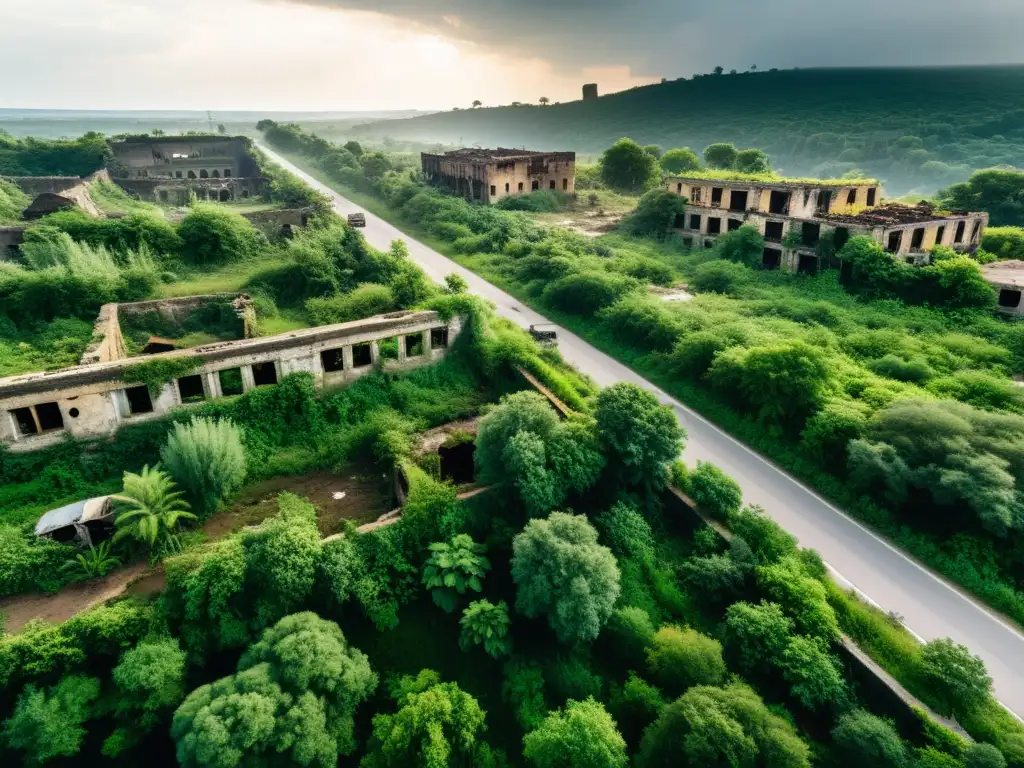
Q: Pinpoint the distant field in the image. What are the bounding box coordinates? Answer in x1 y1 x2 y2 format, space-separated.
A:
349 65 1024 194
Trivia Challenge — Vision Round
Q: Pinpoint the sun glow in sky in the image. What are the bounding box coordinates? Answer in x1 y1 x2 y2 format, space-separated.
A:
0 0 651 110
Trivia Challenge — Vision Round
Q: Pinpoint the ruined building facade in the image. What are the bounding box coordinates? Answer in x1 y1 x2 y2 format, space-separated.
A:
666 175 988 275
108 136 268 204
421 149 576 205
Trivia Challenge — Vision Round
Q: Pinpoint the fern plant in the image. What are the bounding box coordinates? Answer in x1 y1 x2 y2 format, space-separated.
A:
422 534 490 613
113 464 196 552
459 599 512 658
62 541 121 581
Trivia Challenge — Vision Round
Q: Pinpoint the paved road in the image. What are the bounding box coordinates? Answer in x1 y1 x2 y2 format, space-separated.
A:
260 145 1024 717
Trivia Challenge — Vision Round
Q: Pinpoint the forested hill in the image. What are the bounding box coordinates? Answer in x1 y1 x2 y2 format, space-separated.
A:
352 65 1024 193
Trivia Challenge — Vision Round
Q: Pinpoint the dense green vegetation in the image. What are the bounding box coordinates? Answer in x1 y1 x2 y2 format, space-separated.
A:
349 66 1024 194
0 130 110 176
262 124 1024 643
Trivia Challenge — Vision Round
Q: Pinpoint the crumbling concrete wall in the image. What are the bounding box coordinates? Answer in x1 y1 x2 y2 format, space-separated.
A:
486 158 576 203
0 310 462 452
422 151 576 204
112 177 268 205
80 304 128 365
2 173 102 217
110 137 260 180
240 207 314 238
0 226 25 261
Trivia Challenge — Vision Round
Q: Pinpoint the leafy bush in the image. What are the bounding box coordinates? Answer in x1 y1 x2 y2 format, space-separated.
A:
523 697 628 768
3 674 100 765
619 188 686 238
459 600 512 658
597 294 683 352
601 607 656 670
176 204 267 265
690 260 751 293
421 533 490 613
685 460 742 519
600 138 661 193
543 270 640 316
497 190 571 212
831 709 909 768
160 417 246 520
645 625 727 695
306 283 396 325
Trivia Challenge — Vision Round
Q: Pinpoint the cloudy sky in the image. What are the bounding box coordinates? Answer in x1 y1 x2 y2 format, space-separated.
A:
2 0 1022 111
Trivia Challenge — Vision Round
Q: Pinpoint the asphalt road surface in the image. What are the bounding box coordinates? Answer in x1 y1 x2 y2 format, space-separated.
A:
260 144 1024 717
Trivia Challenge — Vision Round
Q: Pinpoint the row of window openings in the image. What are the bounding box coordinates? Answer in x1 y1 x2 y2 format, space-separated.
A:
491 179 569 196
678 185 878 213
160 189 238 203
141 168 232 179
885 221 977 253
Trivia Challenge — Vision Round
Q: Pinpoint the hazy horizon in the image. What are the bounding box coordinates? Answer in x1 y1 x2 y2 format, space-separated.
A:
2 0 1023 112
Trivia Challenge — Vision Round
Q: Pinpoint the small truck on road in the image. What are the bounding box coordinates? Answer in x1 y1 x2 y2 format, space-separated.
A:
347 212 366 228
529 324 558 343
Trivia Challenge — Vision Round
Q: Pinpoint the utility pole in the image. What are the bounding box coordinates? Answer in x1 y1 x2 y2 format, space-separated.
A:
207 111 214 133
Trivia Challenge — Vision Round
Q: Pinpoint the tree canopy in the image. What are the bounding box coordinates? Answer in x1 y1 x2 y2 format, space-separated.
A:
600 138 662 193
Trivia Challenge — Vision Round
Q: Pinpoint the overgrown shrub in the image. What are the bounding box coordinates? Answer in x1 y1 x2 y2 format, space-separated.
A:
160 417 246 519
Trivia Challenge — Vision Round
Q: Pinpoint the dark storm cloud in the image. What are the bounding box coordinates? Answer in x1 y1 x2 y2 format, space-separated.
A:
275 0 1024 75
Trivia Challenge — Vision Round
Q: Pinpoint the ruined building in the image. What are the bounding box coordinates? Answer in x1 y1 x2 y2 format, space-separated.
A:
582 83 599 100
421 148 576 205
109 136 268 204
666 174 988 275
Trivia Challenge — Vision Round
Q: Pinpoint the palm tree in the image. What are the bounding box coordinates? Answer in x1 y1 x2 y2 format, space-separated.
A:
472 100 482 109
113 464 196 549
539 96 550 106
62 541 121 582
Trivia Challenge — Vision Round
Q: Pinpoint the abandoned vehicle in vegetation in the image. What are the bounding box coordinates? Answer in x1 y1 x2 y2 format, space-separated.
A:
529 324 558 342
34 496 115 547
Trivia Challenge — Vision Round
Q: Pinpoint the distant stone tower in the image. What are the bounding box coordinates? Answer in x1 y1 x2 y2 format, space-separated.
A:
582 83 598 101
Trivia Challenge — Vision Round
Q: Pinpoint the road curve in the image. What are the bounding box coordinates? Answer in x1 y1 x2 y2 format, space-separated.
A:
259 144 1024 716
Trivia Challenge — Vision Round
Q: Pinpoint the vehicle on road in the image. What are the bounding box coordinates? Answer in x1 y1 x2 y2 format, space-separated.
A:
529 324 557 342
347 212 366 228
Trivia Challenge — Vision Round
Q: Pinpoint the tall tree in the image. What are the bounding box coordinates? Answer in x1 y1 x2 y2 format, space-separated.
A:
599 138 661 194
3 675 100 766
113 464 196 551
523 697 628 768
703 143 739 170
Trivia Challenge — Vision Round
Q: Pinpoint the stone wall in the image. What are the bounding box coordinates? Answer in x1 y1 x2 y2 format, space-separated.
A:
80 304 128 366
0 226 25 261
112 177 268 205
3 171 104 217
0 310 462 452
240 207 315 238
110 137 260 179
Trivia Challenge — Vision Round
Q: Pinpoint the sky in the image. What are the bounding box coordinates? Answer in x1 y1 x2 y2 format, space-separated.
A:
1 0 1023 111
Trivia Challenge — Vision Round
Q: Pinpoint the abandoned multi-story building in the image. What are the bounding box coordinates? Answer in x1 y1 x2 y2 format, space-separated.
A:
0 297 461 452
421 148 576 205
108 136 268 204
666 174 988 275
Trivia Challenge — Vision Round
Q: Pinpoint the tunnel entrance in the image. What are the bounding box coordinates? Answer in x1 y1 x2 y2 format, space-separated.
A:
438 442 476 484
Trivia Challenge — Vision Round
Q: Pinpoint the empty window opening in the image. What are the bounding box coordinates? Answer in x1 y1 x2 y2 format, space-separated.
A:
710 187 723 205
972 221 982 242
439 441 476 484
681 236 694 248
531 180 539 191
803 189 812 207
175 171 183 179
177 375 205 403
218 368 244 396
677 182 682 194
797 253 818 275
187 170 196 179
768 190 789 214
999 289 1022 309
11 408 37 436
689 214 702 230
321 348 345 373
729 190 748 212
490 185 496 197
549 180 556 190
816 190 832 214
518 182 524 192
936 225 946 245
125 386 154 415
563 178 568 191
505 183 510 193
673 213 685 228
802 222 821 246
691 187 702 203
704 240 714 249
728 218 742 232
762 248 781 270
199 169 209 179
405 334 424 357
911 228 925 250
431 328 449 349
219 189 230 202
35 402 64 431
251 362 278 387
867 187 877 206
211 170 220 178
846 189 857 205
905 256 916 265
954 221 966 243
68 408 79 419
706 217 722 235
834 227 851 250
159 190 169 202
241 190 250 198
764 221 784 242
353 342 372 367
887 230 903 253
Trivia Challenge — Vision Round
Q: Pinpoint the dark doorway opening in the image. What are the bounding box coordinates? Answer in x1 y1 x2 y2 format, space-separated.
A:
999 289 1022 309
531 180 539 191
816 190 832 214
847 189 857 205
936 225 945 245
768 190 789 214
177 375 205 403
887 230 903 253
219 368 244 396
353 342 373 367
142 337 176 355
839 260 854 284
125 386 154 415
219 189 231 202
911 228 925 249
405 334 424 357
954 221 966 243
689 214 701 230
867 187 877 206
797 253 818 275
706 217 722 235
764 221 784 242
834 227 851 251
728 219 742 232
802 222 821 246
729 190 748 211
704 240 714 249
439 442 476 484
673 213 685 228
251 362 278 387
321 348 345 372
762 248 781 270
